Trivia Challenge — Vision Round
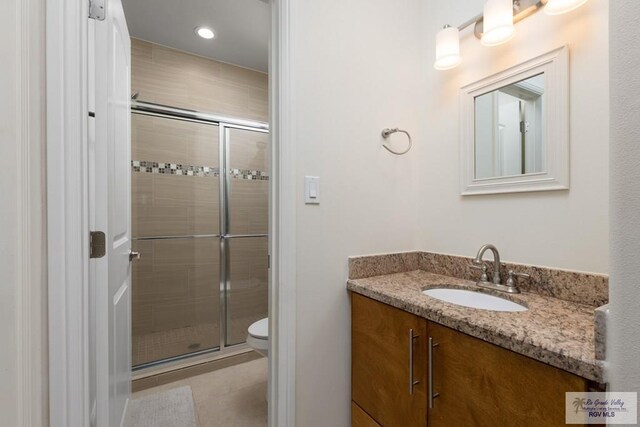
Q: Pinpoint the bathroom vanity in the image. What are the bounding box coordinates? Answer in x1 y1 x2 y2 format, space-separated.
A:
348 252 607 427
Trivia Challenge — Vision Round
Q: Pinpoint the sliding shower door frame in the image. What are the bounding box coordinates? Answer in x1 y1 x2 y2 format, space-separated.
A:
132 101 269 131
131 101 269 370
220 123 270 352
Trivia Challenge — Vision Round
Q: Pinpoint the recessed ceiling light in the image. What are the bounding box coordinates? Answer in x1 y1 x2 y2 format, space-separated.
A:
195 27 215 40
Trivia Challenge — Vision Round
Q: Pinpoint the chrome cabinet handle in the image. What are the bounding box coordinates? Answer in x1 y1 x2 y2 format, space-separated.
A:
409 329 420 395
428 336 440 408
129 251 141 262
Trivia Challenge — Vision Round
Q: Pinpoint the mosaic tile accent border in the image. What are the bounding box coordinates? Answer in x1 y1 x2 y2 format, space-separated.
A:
132 160 219 177
131 161 269 180
229 168 269 181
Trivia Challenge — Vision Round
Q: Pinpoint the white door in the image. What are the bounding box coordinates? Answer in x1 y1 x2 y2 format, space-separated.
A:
92 0 132 425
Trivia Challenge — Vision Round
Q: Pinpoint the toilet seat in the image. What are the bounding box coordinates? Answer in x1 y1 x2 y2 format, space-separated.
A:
248 318 268 339
247 318 269 358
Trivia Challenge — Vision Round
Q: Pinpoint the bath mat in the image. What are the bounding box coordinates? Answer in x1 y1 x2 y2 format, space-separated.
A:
126 385 198 427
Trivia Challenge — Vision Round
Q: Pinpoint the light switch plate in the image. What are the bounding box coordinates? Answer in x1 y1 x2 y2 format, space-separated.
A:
304 176 320 204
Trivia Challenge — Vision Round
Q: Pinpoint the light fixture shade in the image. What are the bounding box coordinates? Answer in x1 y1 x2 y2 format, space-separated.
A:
481 0 515 46
544 0 589 15
434 26 461 70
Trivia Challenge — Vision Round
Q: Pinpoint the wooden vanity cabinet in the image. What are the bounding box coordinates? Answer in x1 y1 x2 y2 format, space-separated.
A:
351 294 598 427
428 321 593 427
351 292 428 427
352 401 382 427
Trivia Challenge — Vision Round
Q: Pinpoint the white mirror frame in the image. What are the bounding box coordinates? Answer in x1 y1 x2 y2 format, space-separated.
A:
460 46 569 195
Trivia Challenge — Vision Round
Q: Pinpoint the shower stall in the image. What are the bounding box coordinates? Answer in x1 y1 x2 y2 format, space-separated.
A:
130 101 269 369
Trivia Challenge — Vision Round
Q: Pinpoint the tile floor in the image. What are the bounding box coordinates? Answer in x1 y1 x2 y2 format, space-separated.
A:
133 357 268 426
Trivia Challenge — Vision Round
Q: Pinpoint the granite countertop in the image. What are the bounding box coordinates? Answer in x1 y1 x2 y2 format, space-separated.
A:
347 269 605 383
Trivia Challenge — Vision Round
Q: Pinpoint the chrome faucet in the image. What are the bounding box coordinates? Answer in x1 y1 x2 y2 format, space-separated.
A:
473 243 502 285
471 244 527 294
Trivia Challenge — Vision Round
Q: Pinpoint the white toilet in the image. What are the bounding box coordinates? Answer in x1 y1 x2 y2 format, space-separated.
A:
246 317 269 357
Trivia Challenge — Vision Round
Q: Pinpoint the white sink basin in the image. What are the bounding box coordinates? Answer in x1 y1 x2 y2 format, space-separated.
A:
422 288 527 312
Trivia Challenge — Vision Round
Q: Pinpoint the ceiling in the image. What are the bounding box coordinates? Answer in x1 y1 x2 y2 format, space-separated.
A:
121 0 270 72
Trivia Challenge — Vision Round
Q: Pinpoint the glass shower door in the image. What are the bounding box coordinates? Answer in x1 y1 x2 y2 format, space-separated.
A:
131 114 221 367
223 127 269 346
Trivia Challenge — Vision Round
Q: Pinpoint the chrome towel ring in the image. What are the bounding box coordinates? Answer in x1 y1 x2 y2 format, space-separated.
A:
381 128 412 155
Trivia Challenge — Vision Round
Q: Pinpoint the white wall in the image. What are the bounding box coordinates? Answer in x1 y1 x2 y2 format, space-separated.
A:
0 0 20 423
420 0 609 274
0 0 47 425
291 1 610 424
608 0 640 396
291 0 427 424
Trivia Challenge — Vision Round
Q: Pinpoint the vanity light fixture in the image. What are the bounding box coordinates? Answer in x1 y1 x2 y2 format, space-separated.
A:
433 0 588 71
434 25 462 70
481 0 515 46
195 26 215 40
544 0 590 15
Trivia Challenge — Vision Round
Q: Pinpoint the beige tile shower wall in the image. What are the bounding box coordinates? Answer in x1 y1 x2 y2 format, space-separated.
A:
226 237 269 345
228 128 269 171
130 41 270 366
228 180 269 235
132 114 220 166
131 238 222 322
132 237 221 365
228 129 269 235
132 115 221 238
131 38 268 122
131 114 222 363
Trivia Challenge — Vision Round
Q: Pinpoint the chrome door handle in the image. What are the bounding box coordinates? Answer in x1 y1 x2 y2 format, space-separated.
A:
409 329 420 395
129 251 141 262
428 337 440 408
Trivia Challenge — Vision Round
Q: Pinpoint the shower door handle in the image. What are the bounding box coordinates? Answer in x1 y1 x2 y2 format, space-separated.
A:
129 250 141 262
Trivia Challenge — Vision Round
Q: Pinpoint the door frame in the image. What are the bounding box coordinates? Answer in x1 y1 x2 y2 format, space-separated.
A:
268 1 296 425
46 0 91 425
5 0 47 424
45 0 297 426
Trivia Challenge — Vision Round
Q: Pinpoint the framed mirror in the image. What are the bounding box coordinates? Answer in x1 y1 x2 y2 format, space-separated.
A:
460 46 569 195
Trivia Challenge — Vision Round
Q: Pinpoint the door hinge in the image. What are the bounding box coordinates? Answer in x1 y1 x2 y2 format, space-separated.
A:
89 0 106 20
90 231 106 259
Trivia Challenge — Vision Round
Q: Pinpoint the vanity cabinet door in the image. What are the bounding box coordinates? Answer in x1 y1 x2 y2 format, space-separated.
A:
352 402 382 427
428 322 592 427
351 293 427 427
